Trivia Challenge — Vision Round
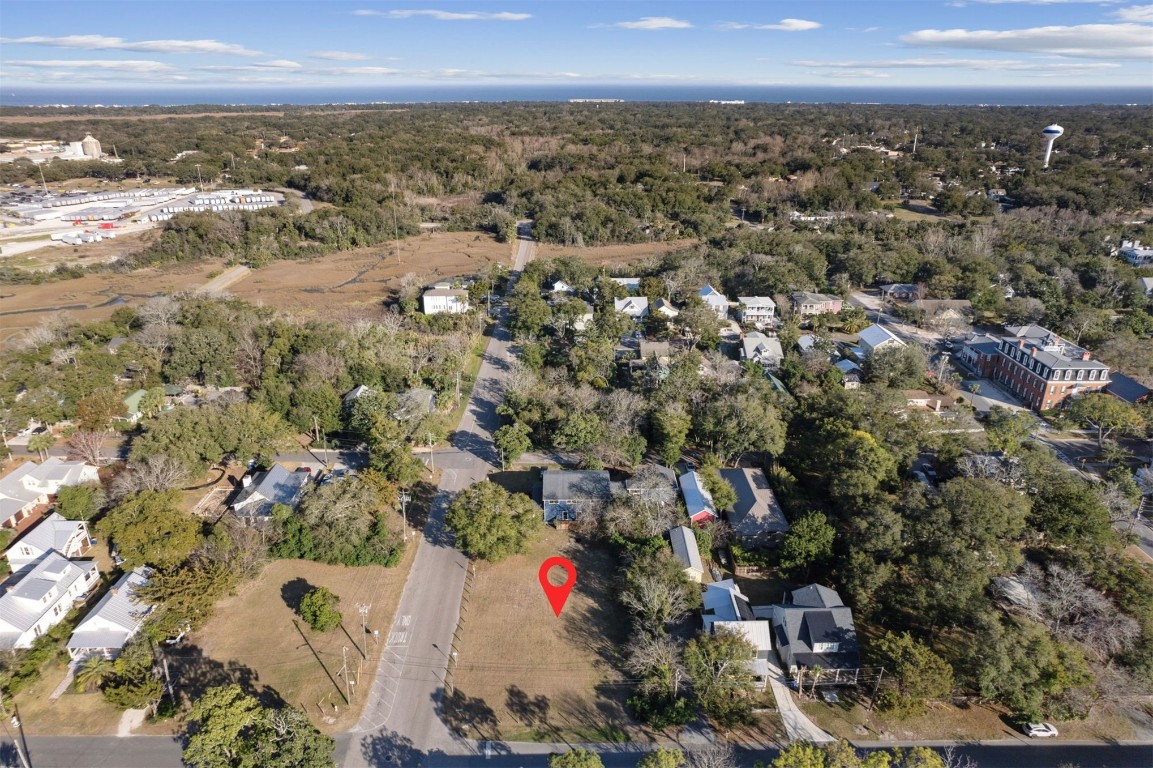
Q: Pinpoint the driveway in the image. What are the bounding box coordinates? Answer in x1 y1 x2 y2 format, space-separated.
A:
959 378 1027 414
763 657 835 744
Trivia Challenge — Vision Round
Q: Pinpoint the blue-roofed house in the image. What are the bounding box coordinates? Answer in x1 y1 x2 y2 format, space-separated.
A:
231 464 312 525
67 567 153 661
699 285 731 320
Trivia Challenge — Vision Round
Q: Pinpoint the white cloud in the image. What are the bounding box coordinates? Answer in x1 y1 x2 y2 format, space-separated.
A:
7 59 176 73
613 17 694 30
1115 4 1153 21
0 34 261 56
719 19 821 31
811 69 892 79
901 23 1153 58
967 0 1124 4
361 9 531 21
310 51 373 61
794 57 1123 72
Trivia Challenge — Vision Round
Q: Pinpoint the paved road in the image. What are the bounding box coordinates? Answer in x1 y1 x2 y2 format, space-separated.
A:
339 232 535 766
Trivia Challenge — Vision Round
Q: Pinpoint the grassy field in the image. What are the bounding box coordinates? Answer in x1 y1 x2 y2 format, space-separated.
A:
447 526 638 743
535 239 696 269
0 230 512 347
176 545 418 735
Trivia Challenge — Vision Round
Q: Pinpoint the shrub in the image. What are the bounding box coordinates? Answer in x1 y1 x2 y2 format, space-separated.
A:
299 586 342 632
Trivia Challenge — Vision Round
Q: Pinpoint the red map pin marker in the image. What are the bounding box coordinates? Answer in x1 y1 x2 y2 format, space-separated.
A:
538 556 577 617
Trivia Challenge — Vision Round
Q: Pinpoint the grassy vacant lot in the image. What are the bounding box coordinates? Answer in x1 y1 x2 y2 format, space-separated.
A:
535 239 696 269
177 545 418 735
447 526 637 743
0 230 512 347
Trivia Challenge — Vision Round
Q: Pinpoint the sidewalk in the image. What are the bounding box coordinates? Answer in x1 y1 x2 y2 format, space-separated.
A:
763 657 835 744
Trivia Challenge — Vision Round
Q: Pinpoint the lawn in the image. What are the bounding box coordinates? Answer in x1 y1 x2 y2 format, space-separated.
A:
535 239 696 269
447 526 639 743
175 544 418 735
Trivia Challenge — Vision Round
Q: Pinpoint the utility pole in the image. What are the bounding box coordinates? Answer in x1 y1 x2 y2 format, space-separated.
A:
398 490 410 540
339 646 353 704
427 433 435 475
37 162 48 195
455 371 461 404
313 415 327 466
162 655 175 706
357 604 370 660
195 163 203 187
0 692 31 768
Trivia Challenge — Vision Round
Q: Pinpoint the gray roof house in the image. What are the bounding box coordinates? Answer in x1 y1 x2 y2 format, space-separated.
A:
669 525 704 583
719 468 789 544
741 332 784 369
699 285 730 319
541 470 612 525
858 324 905 357
614 297 650 320
679 471 717 525
67 566 153 660
771 584 859 675
0 551 99 649
231 464 311 524
702 578 772 630
1107 372 1152 405
4 513 91 573
1139 277 1153 297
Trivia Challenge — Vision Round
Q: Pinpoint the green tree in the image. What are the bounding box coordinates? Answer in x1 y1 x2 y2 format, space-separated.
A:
638 748 685 768
548 749 604 768
274 478 400 566
73 654 115 693
55 483 105 520
96 490 202 569
777 511 835 579
983 406 1036 457
869 632 954 718
298 586 342 633
701 465 737 512
684 628 757 727
446 481 541 562
494 422 533 468
137 557 238 640
652 401 692 468
100 639 163 710
75 389 127 432
1066 393 1145 450
183 684 334 768
864 343 928 389
139 387 167 420
26 431 55 461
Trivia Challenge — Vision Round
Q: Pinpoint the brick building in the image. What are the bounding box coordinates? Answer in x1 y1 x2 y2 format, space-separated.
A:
990 325 1110 411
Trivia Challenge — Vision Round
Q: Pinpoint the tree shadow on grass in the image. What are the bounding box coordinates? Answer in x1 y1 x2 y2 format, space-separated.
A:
560 541 629 667
165 642 286 711
433 686 500 741
280 577 315 614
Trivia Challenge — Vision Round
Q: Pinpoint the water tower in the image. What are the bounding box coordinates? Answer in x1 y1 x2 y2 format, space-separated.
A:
1041 124 1063 168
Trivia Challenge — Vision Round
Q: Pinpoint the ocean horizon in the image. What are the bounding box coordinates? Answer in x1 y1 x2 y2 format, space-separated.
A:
3 84 1151 108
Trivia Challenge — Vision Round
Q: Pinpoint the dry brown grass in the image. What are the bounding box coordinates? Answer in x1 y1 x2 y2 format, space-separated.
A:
448 527 638 743
178 545 418 735
535 239 696 269
0 230 513 346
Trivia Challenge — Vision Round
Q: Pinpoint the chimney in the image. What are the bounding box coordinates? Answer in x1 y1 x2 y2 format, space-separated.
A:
1030 347 1036 357
1081 351 1091 361
1017 338 1024 348
241 475 252 488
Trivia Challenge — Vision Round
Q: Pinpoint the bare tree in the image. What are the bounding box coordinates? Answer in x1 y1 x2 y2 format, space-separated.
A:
51 345 80 368
110 454 191 501
68 430 106 465
19 316 69 350
1097 481 1138 524
625 632 687 698
234 330 265 387
620 570 694 629
137 296 181 328
688 742 737 768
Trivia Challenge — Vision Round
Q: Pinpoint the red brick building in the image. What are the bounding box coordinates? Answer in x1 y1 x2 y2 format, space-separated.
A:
991 325 1110 411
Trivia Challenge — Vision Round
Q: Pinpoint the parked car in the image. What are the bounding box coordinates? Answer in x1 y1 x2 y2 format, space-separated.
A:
1025 722 1059 738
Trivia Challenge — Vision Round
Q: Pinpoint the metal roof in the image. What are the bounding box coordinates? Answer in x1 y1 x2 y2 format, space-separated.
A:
8 513 85 558
541 470 611 502
679 471 716 521
68 567 152 652
0 552 94 633
669 525 704 573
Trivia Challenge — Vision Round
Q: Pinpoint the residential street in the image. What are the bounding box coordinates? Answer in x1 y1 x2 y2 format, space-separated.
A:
338 231 535 766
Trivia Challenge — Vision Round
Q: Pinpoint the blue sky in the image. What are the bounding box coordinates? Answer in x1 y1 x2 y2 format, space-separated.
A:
1 0 1151 90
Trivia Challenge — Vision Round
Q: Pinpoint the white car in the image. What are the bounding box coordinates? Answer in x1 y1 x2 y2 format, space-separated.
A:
1026 722 1059 738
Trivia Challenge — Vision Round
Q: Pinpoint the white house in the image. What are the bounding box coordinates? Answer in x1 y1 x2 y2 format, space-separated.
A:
231 464 311 525
738 296 777 328
679 471 717 525
551 279 576 295
4 513 91 573
0 551 99 649
614 297 650 320
669 525 704 583
741 332 784 370
712 621 774 690
771 584 859 675
0 458 99 532
699 285 730 320
858 323 906 358
67 567 153 661
421 286 470 315
652 298 680 319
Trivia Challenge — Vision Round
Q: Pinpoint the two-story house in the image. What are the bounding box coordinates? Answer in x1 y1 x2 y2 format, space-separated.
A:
0 458 99 534
737 296 777 328
698 285 731 320
4 513 91 574
421 283 471 315
791 292 843 317
0 551 99 649
771 584 859 676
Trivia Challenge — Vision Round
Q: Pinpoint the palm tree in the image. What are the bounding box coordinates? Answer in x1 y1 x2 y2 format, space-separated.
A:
26 431 55 461
74 655 115 693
